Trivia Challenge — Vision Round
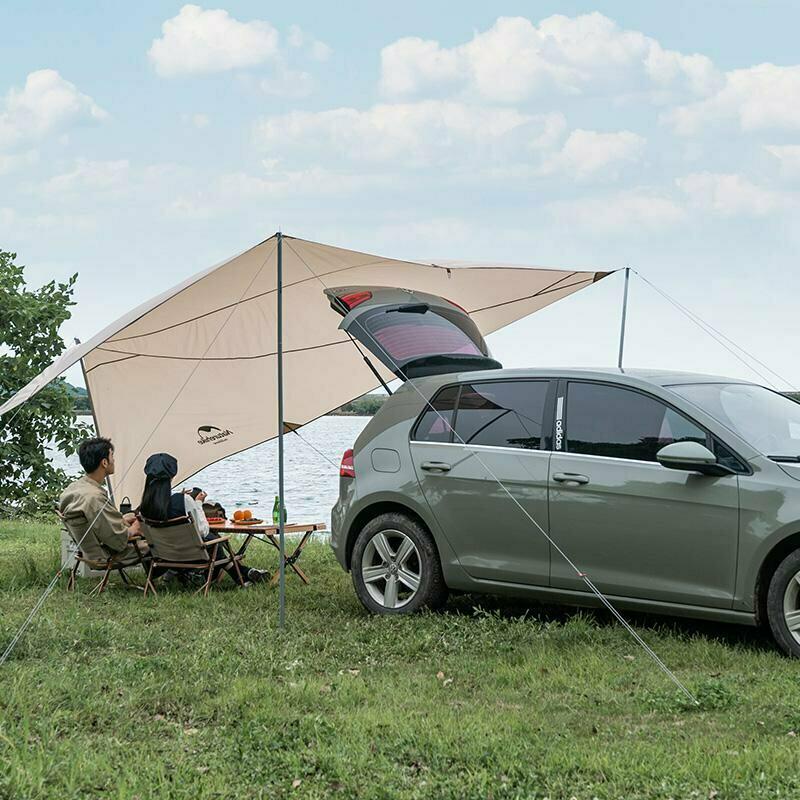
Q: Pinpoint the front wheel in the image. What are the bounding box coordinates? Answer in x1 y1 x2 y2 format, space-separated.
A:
351 512 447 615
766 549 800 657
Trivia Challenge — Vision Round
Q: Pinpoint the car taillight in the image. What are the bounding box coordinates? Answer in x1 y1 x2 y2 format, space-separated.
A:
340 448 355 478
339 291 372 310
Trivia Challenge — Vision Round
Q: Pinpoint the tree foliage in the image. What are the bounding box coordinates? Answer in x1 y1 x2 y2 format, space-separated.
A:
0 250 90 517
332 394 387 416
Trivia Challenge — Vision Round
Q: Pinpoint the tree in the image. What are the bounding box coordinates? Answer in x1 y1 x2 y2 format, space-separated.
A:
0 250 90 517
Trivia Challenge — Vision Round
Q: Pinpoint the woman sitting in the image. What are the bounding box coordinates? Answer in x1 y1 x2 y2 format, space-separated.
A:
139 453 269 585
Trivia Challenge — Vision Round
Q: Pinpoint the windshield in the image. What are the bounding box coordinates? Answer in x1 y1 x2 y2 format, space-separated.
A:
669 382 800 459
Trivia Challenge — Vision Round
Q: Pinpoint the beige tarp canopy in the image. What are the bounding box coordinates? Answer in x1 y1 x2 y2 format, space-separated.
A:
0 234 610 503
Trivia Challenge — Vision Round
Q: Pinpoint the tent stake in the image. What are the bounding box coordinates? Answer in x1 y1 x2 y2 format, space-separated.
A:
276 232 286 629
617 267 630 369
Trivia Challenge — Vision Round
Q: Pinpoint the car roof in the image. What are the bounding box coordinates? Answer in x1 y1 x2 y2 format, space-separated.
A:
413 366 757 389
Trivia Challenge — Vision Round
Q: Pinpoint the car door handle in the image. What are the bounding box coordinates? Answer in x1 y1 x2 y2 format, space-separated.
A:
420 461 451 472
552 472 590 485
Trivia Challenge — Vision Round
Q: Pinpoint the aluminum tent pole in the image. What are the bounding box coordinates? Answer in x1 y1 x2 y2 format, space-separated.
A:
276 232 286 629
617 267 630 369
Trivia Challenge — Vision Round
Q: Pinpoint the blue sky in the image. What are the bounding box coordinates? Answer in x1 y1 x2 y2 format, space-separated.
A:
1 1 799 388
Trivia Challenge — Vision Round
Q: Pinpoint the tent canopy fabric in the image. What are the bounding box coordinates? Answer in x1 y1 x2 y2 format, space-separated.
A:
0 234 611 503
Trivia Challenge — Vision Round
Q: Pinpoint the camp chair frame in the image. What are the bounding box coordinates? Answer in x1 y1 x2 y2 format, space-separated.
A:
139 516 245 597
56 509 147 595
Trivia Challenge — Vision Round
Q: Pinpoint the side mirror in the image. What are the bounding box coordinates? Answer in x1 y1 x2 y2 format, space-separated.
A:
656 441 734 476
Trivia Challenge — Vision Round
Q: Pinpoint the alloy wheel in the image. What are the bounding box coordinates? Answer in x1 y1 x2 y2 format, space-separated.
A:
360 529 422 609
783 569 800 645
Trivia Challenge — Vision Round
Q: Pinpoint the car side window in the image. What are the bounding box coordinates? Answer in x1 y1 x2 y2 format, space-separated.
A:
565 382 707 462
412 385 459 443
714 439 748 474
454 381 549 450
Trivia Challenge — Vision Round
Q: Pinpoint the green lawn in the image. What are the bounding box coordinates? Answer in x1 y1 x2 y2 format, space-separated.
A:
1 520 799 800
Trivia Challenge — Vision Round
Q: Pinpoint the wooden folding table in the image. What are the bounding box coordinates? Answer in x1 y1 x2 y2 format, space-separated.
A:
208 520 326 586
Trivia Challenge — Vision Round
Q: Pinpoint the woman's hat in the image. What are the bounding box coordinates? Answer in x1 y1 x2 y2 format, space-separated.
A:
144 452 178 479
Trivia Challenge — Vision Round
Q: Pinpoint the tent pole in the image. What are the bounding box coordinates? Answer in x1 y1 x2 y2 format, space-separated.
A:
276 232 286 629
617 267 630 370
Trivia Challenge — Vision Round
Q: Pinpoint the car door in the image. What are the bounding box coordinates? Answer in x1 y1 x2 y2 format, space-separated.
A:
409 379 555 586
548 380 740 608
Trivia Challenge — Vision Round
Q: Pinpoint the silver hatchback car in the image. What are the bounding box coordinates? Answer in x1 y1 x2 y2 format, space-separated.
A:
328 285 800 656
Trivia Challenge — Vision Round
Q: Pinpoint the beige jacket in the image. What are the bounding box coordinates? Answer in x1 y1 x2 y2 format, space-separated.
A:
59 475 133 560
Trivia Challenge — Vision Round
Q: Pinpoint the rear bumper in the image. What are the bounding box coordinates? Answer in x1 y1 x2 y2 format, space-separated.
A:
330 497 349 571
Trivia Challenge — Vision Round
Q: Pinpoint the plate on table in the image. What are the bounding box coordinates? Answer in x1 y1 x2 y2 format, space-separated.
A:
234 518 265 525
206 517 226 524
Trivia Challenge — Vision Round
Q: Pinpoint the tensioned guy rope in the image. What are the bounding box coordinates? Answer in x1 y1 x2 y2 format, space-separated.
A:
0 242 277 666
285 238 700 705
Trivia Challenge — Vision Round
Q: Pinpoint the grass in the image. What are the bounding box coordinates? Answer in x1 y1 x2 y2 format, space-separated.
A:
1 520 799 799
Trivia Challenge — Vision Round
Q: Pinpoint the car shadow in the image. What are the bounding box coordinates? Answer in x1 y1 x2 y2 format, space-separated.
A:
441 592 776 655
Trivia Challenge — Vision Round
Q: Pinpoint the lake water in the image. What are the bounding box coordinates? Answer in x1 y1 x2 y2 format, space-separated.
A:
53 415 370 529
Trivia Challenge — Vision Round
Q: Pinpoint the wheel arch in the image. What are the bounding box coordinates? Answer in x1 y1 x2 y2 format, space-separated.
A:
755 531 800 626
344 501 436 570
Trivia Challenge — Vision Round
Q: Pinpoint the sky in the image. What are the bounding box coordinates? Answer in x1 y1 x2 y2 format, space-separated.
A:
1 1 799 390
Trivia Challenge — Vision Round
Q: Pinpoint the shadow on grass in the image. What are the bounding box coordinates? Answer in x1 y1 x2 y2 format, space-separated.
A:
442 590 775 655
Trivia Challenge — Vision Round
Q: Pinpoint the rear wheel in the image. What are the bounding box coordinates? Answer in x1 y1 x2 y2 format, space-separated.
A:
766 549 800 657
351 512 447 615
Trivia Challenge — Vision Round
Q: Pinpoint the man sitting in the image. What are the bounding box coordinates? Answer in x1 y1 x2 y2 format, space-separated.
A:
59 437 147 564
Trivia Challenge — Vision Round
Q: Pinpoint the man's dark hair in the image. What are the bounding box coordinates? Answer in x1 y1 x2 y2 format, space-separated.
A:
78 437 114 473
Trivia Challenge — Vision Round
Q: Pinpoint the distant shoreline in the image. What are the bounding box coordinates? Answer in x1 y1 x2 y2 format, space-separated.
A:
71 388 388 418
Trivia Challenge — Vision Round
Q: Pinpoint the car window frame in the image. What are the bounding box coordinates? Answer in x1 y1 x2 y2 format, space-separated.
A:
410 378 556 452
557 378 750 473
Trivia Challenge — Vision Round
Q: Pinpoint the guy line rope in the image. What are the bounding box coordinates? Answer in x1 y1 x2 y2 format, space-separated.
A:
1 247 792 698
286 239 703 704
0 241 277 666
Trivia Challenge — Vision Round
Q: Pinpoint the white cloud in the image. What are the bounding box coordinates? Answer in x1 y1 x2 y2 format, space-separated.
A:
664 64 800 135
148 4 280 77
0 205 97 239
0 150 38 175
676 172 785 216
540 129 645 180
547 189 686 233
287 25 332 62
43 158 130 196
190 113 210 128
164 166 389 219
257 68 314 97
253 101 565 167
0 69 106 150
766 145 800 179
380 14 720 103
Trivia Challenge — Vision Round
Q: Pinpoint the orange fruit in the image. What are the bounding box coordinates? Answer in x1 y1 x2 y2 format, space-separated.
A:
233 510 245 521
243 509 253 520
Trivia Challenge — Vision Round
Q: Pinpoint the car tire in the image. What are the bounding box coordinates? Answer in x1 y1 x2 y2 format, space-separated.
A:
766 548 800 657
351 512 448 615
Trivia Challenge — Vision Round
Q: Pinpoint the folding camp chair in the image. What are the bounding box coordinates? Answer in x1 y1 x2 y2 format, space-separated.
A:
56 509 147 595
138 516 245 597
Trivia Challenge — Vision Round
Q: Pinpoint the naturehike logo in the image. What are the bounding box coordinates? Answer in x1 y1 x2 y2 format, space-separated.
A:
197 425 233 446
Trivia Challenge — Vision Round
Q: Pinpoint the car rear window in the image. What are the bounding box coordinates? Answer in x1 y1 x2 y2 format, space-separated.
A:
358 307 484 365
412 385 459 443
413 380 549 450
455 382 549 450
